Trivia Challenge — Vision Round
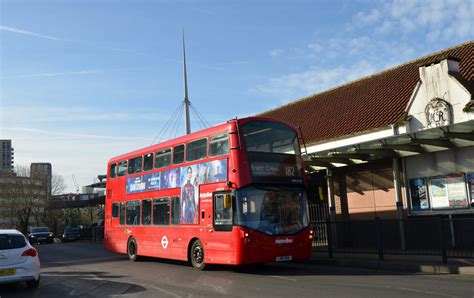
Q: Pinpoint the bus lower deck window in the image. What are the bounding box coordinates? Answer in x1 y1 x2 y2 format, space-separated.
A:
119 202 125 225
172 196 180 225
153 198 170 225
112 203 119 218
126 201 140 225
142 199 152 225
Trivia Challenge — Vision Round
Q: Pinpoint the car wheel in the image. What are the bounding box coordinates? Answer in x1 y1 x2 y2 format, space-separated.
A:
26 276 40 288
127 237 139 262
190 239 206 270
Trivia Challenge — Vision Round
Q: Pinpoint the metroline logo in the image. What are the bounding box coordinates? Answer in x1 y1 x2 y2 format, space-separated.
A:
275 238 293 244
200 192 212 199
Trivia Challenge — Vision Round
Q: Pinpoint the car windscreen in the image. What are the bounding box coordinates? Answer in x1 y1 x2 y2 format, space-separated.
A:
0 234 27 250
32 227 49 233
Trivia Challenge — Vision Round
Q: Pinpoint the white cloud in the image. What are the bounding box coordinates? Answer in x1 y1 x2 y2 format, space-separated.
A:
384 0 473 39
307 43 322 53
254 61 377 102
0 24 60 40
353 8 380 26
375 21 393 34
0 24 147 56
269 49 284 57
187 6 216 15
4 127 150 141
4 127 145 193
1 70 99 79
1 106 175 124
254 0 471 107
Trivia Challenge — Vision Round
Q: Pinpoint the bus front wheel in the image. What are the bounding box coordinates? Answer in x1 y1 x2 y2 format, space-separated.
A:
190 239 206 270
127 237 139 262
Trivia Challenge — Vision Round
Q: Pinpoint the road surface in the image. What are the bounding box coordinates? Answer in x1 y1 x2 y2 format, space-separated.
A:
1 242 473 297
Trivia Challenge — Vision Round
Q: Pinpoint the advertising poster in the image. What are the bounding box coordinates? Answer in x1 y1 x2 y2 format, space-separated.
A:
144 172 160 191
179 159 228 224
160 168 181 189
467 173 474 205
409 178 429 210
446 174 468 208
126 158 228 224
429 177 449 209
126 175 146 194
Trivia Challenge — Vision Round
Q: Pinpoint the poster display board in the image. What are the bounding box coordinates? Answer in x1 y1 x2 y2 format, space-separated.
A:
409 178 429 210
428 174 468 209
446 174 469 208
467 172 474 205
429 177 448 209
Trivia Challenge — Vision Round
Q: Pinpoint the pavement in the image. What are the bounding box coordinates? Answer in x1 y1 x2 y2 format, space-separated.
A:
84 240 474 276
307 250 474 275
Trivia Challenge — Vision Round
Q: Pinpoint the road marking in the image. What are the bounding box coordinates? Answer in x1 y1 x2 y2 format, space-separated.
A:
108 279 182 298
269 275 297 282
45 256 123 266
339 283 459 297
43 271 182 297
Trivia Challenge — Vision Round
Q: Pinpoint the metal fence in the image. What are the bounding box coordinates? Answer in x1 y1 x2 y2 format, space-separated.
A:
311 215 474 262
80 226 104 241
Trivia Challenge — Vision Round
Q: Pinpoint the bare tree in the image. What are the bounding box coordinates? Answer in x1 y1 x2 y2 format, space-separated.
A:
44 173 68 235
51 174 67 195
0 166 46 233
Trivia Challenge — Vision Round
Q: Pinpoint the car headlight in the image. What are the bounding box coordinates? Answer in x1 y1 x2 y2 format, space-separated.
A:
49 233 53 237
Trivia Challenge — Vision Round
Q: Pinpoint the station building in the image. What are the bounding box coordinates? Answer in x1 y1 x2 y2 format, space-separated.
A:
260 41 473 222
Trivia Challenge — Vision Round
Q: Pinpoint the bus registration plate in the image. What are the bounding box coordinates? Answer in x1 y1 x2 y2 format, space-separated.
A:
276 256 292 262
0 269 16 276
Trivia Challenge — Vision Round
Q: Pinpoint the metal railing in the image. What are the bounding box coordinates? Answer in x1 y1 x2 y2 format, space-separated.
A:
311 215 474 262
80 226 104 242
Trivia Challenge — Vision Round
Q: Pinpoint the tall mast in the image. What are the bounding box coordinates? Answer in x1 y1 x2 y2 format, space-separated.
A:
182 31 191 135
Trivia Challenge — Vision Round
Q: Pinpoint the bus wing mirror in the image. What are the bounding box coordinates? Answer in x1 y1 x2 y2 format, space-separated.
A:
223 194 232 209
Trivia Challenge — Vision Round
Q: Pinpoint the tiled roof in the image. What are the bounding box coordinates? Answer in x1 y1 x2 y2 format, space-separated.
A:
258 41 473 145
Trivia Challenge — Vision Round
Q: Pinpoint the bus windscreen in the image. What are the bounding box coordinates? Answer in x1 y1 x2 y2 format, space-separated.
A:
234 186 309 236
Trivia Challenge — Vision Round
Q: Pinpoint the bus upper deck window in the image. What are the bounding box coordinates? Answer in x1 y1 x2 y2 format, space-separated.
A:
155 148 172 169
186 138 207 162
173 145 185 165
209 133 229 157
128 156 143 174
109 163 117 179
117 161 127 177
143 153 153 171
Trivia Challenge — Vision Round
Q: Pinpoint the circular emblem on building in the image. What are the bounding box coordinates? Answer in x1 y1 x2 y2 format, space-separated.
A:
161 235 168 249
425 98 451 128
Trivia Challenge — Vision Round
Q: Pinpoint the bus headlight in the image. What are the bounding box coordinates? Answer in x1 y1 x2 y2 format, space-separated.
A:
242 231 251 244
309 230 314 240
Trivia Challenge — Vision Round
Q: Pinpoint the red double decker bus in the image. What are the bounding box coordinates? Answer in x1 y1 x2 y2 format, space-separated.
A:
104 117 313 269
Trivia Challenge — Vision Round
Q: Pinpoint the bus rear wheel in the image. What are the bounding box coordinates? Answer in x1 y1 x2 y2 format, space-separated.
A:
190 239 206 270
127 237 139 262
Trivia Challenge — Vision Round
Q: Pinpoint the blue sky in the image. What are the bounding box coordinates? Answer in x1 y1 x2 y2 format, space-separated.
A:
0 0 472 192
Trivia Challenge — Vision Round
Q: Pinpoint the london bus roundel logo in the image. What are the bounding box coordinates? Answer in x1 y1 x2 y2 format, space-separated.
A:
161 236 168 249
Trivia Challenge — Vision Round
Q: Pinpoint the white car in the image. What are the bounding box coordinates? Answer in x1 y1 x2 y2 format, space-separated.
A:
0 229 40 288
